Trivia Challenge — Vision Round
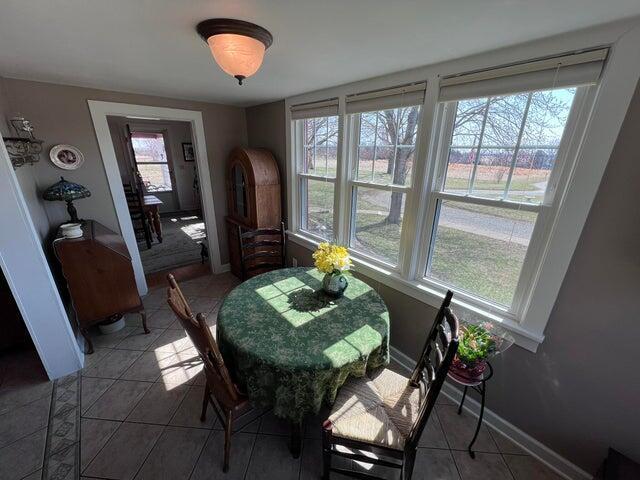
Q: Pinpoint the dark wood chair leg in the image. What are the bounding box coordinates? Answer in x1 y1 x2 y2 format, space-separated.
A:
402 449 416 480
223 410 233 473
322 421 332 480
140 310 150 334
200 385 209 422
81 329 94 354
289 420 302 459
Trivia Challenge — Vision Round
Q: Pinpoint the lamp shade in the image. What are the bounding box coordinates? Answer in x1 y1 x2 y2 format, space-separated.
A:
207 33 266 80
42 177 91 202
196 19 273 85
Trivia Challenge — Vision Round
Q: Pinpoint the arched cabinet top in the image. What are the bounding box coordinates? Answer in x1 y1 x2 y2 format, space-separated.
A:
226 147 280 187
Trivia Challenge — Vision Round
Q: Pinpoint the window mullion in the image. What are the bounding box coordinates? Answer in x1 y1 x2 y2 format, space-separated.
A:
468 97 491 193
312 118 317 174
335 102 352 246
503 92 533 199
391 109 400 184
371 114 378 182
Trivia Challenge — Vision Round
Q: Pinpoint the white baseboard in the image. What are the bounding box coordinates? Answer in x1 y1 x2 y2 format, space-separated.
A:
390 346 591 480
218 263 231 273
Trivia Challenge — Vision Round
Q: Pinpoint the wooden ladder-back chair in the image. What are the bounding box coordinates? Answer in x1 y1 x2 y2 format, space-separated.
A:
166 274 254 472
237 221 286 280
322 291 460 480
123 173 152 249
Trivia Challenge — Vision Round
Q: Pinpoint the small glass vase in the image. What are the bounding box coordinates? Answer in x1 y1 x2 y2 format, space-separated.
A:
322 271 348 298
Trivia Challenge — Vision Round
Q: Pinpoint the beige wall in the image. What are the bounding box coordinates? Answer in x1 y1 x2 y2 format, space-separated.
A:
0 78 247 263
245 100 287 223
274 79 640 474
0 77 52 240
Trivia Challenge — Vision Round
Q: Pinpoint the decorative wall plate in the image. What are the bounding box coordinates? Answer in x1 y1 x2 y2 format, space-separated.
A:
50 144 85 170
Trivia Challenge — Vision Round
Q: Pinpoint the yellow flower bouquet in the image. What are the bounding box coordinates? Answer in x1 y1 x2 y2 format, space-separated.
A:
313 242 352 297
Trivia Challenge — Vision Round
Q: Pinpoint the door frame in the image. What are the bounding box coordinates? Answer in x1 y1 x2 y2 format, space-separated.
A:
88 101 223 294
0 137 83 379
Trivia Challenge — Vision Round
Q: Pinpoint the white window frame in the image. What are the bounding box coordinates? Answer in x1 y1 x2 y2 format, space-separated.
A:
286 21 640 352
344 108 421 269
415 86 594 323
294 115 342 243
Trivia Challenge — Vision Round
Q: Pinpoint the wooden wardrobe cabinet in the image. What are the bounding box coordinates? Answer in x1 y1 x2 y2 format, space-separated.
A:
53 220 149 353
225 147 281 278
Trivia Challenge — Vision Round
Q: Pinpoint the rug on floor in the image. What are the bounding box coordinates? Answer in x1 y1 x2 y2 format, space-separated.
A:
139 214 206 273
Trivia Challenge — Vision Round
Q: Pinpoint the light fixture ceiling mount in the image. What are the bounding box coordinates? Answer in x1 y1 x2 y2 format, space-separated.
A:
196 18 273 85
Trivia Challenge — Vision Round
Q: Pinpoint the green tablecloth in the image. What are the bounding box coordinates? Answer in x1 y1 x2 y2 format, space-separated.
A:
217 267 390 422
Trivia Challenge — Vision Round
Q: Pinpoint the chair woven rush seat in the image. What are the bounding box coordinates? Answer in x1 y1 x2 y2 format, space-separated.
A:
327 368 425 450
322 290 460 480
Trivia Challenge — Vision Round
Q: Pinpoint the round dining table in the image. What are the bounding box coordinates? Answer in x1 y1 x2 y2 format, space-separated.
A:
217 267 390 457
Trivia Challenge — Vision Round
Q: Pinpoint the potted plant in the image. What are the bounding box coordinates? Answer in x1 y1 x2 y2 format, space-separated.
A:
312 242 352 298
449 321 513 384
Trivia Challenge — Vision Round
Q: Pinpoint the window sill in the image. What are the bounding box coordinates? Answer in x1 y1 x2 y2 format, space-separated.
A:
287 230 544 352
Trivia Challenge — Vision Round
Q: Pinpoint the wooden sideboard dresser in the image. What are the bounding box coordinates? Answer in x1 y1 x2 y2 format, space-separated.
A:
53 220 149 353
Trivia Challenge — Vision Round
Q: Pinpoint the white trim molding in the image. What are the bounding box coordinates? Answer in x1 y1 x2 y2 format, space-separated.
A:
285 19 640 351
0 137 83 379
88 101 224 295
390 346 591 480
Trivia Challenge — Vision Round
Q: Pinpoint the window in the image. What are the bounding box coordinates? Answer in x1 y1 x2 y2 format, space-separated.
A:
426 88 578 308
292 99 340 240
349 105 420 264
131 132 173 192
288 48 609 348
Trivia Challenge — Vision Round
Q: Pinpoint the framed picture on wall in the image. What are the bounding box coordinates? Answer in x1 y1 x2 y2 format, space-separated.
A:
182 142 195 162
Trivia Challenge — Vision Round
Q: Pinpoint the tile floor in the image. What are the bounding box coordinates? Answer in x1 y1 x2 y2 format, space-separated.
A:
0 271 564 480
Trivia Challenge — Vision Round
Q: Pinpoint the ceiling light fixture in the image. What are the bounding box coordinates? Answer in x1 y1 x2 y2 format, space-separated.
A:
196 18 273 85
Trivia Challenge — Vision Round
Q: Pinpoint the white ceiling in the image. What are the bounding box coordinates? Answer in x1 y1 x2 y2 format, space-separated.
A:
1 0 639 107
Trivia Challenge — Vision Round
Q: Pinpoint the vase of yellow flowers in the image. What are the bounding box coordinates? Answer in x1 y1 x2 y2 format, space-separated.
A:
313 242 352 298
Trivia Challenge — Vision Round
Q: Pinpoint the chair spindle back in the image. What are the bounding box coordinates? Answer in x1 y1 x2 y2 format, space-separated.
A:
406 291 459 450
166 274 240 408
237 221 286 280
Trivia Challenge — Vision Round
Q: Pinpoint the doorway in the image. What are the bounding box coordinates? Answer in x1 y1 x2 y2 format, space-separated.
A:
107 116 209 278
89 101 223 295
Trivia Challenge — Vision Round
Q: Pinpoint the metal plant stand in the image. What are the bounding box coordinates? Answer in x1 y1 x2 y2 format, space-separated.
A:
449 361 494 459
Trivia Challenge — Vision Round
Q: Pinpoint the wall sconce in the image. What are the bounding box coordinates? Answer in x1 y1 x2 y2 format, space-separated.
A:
3 116 43 168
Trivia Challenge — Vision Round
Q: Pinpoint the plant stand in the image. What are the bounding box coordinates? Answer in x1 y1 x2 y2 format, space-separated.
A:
448 361 493 459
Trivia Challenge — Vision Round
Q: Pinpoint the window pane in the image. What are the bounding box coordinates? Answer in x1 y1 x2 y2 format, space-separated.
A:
356 106 420 187
507 148 558 203
131 134 167 163
471 148 514 198
443 148 476 192
426 200 537 307
302 116 338 178
302 178 334 240
351 187 405 264
451 98 486 147
138 164 172 192
482 94 528 147
443 87 576 202
521 88 576 147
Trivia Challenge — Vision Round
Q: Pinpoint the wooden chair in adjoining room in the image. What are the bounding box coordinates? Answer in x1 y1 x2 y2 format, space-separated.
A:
123 173 152 249
321 291 460 480
237 221 286 280
166 274 258 472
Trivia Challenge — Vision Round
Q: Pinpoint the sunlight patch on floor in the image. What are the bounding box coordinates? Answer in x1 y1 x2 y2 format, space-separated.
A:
181 221 206 241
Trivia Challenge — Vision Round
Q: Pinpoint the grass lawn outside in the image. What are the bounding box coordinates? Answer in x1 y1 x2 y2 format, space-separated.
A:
428 225 527 306
305 168 527 307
